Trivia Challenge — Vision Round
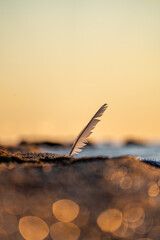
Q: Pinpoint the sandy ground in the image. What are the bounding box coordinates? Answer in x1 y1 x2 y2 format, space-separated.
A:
0 147 160 240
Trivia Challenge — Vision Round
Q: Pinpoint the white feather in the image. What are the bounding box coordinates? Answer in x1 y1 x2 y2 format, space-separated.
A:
69 104 108 157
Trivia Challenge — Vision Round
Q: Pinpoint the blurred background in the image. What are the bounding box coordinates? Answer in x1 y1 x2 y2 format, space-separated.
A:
0 0 160 144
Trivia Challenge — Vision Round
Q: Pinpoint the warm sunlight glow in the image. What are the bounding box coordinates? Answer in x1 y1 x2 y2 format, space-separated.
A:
113 222 132 238
50 222 80 240
110 167 128 184
0 0 160 143
97 209 122 232
123 205 145 229
19 216 49 240
148 183 159 197
120 176 133 190
52 199 79 222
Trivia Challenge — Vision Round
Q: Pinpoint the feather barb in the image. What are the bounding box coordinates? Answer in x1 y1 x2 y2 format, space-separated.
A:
69 103 108 157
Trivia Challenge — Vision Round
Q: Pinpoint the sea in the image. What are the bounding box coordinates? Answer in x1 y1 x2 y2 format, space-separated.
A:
42 142 160 163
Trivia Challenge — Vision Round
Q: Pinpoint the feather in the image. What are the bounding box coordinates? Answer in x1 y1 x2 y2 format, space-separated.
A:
69 103 108 157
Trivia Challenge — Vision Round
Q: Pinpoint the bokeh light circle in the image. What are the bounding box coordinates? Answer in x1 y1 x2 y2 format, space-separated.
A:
19 216 49 240
52 199 79 222
50 222 80 240
97 209 122 232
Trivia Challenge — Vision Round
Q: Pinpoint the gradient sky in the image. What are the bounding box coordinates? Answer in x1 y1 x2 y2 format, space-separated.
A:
0 0 160 143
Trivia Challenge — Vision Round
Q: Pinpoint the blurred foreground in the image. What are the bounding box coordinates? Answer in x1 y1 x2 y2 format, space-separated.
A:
0 145 160 239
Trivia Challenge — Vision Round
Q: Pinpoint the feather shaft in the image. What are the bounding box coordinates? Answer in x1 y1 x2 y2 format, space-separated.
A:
69 103 107 157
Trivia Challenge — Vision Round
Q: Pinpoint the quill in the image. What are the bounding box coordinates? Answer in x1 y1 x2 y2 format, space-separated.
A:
69 104 108 157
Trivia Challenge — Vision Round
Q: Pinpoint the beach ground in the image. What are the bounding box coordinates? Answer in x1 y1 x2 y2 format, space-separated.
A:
0 146 160 240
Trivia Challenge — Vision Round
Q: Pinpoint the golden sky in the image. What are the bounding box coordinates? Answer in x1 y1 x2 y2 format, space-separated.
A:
0 0 160 143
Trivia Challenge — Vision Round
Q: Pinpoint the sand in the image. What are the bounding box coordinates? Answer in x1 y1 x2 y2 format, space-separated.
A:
0 147 160 239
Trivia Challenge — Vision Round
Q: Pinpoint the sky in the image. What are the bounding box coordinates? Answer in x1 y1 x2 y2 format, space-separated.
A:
0 0 160 143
